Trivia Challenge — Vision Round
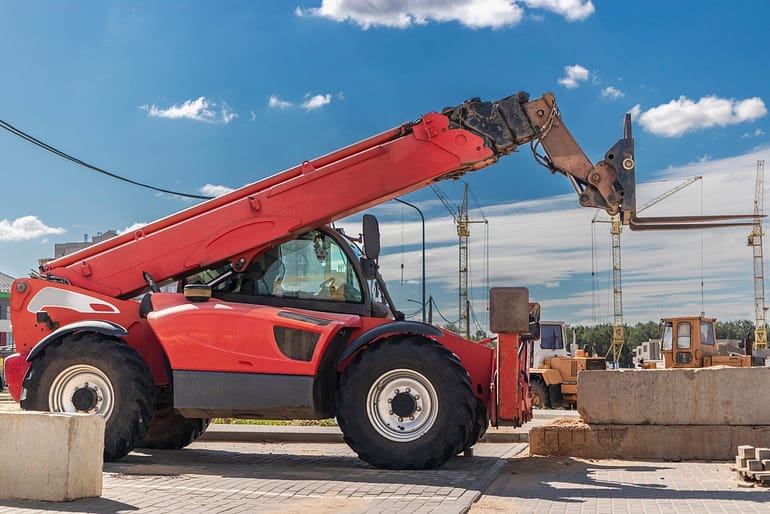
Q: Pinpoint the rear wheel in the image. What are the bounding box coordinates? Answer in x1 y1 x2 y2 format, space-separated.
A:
21 333 155 461
336 337 475 469
138 407 210 450
530 379 550 409
459 401 489 453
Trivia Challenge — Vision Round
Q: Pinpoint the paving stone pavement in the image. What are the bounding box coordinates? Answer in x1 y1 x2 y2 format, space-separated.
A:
0 441 526 514
2 440 769 514
470 455 770 513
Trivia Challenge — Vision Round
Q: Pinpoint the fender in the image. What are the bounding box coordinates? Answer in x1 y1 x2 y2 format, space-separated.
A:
27 320 129 361
337 320 442 366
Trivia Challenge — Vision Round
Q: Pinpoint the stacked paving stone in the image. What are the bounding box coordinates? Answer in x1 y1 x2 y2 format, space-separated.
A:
735 445 770 485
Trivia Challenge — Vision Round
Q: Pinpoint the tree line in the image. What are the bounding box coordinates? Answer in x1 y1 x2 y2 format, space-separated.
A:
443 319 756 368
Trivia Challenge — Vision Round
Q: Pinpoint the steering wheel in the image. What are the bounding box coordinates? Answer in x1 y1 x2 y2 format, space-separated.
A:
317 277 335 297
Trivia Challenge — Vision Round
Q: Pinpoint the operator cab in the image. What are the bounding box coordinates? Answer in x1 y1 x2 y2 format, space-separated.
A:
660 316 717 368
530 321 567 369
178 218 395 319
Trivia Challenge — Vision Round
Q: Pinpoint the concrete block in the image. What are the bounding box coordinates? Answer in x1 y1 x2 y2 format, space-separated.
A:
762 459 770 470
578 368 770 425
0 411 104 501
756 448 770 460
738 445 756 458
748 459 764 471
530 422 770 461
737 456 748 468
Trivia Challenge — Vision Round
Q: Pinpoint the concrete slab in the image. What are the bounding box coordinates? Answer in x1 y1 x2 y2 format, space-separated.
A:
0 411 104 501
530 420 770 460
578 367 770 425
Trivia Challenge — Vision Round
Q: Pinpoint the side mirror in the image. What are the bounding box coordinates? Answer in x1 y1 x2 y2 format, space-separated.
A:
362 214 380 260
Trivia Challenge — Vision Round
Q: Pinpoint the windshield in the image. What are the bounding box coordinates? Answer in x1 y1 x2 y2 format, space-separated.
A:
188 230 364 303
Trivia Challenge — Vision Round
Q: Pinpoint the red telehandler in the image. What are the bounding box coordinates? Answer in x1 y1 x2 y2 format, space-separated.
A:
3 90 713 469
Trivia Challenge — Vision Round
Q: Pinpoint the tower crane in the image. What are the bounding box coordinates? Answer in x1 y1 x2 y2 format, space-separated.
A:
432 182 487 339
594 176 703 365
748 160 767 350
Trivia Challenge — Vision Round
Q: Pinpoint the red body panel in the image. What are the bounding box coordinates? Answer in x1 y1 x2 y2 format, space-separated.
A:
7 284 497 409
147 293 362 374
4 353 27 401
8 278 171 386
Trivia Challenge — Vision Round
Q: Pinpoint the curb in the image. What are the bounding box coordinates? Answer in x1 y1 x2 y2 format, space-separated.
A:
199 424 529 444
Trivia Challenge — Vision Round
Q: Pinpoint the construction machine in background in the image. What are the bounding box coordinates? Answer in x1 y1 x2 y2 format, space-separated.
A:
528 321 606 408
660 316 764 368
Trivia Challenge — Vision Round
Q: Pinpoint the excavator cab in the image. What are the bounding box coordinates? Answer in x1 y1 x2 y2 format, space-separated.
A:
660 316 751 368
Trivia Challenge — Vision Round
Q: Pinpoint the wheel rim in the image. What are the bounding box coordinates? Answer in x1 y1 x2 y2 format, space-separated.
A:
366 368 438 442
49 364 115 420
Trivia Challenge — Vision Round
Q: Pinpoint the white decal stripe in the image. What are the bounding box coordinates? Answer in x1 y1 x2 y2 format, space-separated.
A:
27 287 120 314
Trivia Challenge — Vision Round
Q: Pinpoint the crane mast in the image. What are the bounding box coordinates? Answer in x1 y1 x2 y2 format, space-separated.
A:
748 160 767 350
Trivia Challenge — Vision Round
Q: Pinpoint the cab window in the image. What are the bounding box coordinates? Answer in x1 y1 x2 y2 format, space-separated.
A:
700 321 715 345
208 230 364 303
539 324 564 350
677 322 691 349
662 322 673 351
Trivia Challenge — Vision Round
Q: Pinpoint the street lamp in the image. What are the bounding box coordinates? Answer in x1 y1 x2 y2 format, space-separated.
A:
393 197 426 322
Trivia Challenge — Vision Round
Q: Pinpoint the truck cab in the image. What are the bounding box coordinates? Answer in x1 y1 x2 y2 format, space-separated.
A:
529 322 606 408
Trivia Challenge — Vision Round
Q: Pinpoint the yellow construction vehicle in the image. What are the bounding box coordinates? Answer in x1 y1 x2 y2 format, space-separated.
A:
529 321 607 408
660 316 753 368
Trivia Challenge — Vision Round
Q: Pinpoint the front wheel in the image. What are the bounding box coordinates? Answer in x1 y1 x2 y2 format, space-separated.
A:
530 379 551 409
21 333 155 461
336 337 475 469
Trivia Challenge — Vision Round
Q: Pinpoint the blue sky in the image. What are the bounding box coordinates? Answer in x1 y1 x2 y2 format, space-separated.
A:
1 1 769 331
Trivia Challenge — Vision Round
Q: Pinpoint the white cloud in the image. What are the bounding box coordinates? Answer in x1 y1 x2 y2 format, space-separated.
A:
118 222 147 235
140 97 238 124
302 94 332 110
0 216 65 242
269 93 336 111
601 86 624 100
628 104 642 121
200 184 235 197
637 95 768 137
296 0 593 29
522 0 594 21
742 127 765 138
558 64 589 89
268 95 294 109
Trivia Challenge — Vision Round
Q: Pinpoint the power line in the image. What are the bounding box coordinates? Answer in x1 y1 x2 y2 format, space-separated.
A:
0 117 212 200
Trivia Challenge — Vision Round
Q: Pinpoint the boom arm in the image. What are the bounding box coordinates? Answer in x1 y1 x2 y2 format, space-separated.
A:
42 91 633 298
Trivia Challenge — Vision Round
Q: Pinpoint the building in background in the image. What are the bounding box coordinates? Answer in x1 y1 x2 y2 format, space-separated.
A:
0 272 12 348
38 230 118 269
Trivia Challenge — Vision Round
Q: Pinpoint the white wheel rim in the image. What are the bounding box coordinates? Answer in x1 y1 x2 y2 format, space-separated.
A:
49 364 115 420
366 368 438 442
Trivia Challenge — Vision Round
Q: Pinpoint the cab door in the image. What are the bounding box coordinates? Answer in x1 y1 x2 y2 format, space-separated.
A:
662 320 696 368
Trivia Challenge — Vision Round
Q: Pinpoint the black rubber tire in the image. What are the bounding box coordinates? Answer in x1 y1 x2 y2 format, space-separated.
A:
21 333 155 461
530 379 551 409
336 337 475 470
138 407 210 450
459 400 489 454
